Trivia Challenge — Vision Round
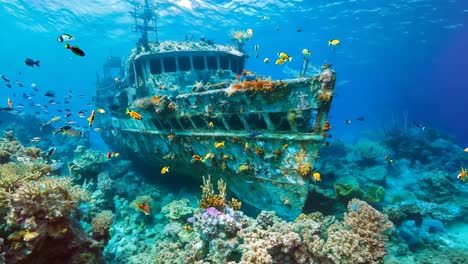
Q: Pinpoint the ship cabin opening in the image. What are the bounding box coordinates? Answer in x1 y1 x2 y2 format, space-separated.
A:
131 50 245 96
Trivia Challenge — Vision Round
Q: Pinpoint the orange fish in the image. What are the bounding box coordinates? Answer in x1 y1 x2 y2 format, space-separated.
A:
7 97 12 108
126 108 142 120
458 167 466 181
134 202 150 215
167 134 175 139
184 224 191 232
87 110 95 127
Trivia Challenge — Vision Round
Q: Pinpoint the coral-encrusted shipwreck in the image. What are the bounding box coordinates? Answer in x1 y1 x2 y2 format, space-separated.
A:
95 40 337 219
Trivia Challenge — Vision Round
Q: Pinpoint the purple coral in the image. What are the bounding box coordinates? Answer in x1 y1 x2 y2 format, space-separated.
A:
191 206 242 239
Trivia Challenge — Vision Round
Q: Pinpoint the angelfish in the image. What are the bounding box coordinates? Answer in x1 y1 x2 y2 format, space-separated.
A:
46 147 56 161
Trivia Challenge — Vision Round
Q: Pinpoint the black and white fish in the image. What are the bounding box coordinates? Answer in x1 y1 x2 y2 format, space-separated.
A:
56 33 74 42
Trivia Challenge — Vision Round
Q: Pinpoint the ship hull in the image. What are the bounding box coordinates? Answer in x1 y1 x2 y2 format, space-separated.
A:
96 72 336 219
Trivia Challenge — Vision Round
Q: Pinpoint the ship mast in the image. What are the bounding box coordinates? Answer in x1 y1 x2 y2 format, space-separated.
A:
130 0 158 50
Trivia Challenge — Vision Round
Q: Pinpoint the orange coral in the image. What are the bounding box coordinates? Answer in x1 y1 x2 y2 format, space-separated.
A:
297 163 312 179
232 84 243 90
322 121 331 131
199 175 227 211
318 93 331 101
148 95 162 106
227 198 242 211
255 146 264 157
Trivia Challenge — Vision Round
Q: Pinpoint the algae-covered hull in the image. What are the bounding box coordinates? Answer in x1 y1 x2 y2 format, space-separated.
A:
95 43 336 218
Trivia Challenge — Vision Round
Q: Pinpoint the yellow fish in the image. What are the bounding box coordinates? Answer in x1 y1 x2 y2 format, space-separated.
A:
464 148 468 152
223 154 229 159
204 152 214 160
313 172 321 181
97 108 106 114
246 28 253 36
113 152 120 157
275 59 286 65
245 142 249 151
328 39 340 46
215 141 225 148
302 49 311 56
277 52 292 61
208 121 214 128
161 166 169 174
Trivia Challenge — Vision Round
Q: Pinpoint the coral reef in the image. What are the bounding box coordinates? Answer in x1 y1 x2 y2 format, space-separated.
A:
68 146 108 180
0 161 103 263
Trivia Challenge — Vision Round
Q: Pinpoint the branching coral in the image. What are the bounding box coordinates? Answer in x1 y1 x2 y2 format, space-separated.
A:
92 210 114 236
199 175 226 211
230 30 252 43
0 163 44 207
3 173 91 262
23 147 41 159
6 176 90 227
227 198 242 211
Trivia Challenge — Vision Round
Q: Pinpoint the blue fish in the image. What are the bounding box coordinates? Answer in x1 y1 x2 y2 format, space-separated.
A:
249 131 261 138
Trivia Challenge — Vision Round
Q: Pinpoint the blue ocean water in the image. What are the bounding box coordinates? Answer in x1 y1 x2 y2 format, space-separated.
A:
1 0 467 146
0 0 468 263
